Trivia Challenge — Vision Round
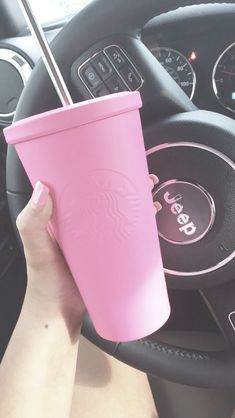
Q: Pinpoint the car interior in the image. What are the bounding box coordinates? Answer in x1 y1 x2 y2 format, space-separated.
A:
1 1 235 417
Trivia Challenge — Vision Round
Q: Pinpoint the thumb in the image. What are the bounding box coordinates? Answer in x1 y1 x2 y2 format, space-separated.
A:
16 181 58 267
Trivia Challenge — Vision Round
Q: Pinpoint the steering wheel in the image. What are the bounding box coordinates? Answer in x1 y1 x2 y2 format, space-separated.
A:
6 0 235 389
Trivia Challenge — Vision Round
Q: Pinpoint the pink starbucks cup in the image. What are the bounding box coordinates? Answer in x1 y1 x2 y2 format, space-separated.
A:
4 91 170 342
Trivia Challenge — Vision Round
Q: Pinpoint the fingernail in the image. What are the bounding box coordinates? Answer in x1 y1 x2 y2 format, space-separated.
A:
154 201 162 213
149 174 159 186
31 181 49 208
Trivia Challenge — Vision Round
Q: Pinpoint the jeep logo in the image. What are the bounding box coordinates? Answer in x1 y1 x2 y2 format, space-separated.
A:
153 180 215 245
164 191 197 236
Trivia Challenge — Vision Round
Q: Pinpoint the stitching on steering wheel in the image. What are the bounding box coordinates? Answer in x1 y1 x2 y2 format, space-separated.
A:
139 339 210 360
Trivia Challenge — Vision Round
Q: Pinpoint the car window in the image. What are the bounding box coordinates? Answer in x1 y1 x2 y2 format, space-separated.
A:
28 0 93 24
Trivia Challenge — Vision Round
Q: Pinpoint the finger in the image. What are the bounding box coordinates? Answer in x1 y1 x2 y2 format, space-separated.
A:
153 201 162 213
149 174 159 190
16 181 58 266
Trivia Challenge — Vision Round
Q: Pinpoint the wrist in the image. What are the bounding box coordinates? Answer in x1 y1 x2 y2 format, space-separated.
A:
22 284 85 340
24 261 86 322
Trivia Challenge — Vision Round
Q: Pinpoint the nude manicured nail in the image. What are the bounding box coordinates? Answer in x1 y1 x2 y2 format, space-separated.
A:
154 201 162 213
32 181 49 208
149 174 159 186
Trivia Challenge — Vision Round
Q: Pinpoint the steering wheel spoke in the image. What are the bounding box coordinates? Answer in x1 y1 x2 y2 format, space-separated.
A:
70 34 195 122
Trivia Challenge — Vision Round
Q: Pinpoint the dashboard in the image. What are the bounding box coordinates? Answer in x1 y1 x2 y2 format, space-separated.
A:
1 3 235 128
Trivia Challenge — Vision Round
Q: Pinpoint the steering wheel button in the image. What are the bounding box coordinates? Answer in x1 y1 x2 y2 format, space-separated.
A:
93 84 110 98
105 75 127 93
105 46 127 69
119 65 141 90
81 65 102 90
92 53 113 80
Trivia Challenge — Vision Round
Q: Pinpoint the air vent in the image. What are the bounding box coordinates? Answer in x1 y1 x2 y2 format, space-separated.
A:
0 48 32 124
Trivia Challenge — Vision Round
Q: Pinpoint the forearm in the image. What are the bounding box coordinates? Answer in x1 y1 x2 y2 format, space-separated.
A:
0 289 82 418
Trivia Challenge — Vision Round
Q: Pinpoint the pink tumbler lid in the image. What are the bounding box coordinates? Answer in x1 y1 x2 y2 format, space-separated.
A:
4 91 142 145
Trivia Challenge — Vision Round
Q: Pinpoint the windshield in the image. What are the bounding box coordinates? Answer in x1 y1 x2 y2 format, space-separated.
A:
29 0 92 25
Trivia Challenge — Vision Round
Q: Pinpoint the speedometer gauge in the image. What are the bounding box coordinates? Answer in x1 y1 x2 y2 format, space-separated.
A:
213 42 235 112
150 47 196 99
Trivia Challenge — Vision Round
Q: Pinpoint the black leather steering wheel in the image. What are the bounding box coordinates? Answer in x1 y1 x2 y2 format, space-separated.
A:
6 0 235 389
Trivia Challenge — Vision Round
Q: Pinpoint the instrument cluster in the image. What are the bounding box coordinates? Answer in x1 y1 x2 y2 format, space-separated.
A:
142 5 235 119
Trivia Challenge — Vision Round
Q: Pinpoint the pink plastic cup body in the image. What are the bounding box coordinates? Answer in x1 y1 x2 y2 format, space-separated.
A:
4 91 170 341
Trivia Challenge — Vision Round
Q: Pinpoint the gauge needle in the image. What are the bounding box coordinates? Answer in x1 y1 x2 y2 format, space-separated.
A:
221 70 235 76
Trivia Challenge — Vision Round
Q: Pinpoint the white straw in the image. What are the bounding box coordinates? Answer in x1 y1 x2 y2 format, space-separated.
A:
17 0 73 107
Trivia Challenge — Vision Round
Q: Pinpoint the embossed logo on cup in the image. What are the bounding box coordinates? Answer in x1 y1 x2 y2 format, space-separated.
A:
59 169 140 242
